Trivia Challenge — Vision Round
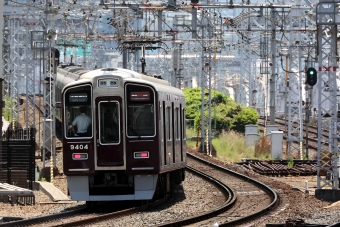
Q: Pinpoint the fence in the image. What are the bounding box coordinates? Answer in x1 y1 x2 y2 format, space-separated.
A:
0 128 36 190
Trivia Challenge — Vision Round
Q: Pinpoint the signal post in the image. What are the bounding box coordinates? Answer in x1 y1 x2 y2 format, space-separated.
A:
315 0 340 201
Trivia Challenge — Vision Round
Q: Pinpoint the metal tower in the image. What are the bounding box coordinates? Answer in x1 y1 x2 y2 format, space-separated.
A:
316 1 339 192
287 42 304 158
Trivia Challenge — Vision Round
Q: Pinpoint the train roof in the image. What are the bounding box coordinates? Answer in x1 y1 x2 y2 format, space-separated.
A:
59 66 183 97
80 68 170 86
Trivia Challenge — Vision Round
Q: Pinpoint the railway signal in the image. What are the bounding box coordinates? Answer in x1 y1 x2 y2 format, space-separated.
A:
306 67 317 86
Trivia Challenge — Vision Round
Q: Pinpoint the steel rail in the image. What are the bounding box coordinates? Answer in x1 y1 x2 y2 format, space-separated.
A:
0 195 170 227
151 165 236 227
0 165 233 227
0 208 87 227
48 195 170 227
186 152 279 227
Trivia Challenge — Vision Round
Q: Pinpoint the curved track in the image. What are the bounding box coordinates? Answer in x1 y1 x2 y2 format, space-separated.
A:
0 197 169 227
0 208 86 227
0 153 278 226
0 163 232 227
181 153 279 227
151 165 235 227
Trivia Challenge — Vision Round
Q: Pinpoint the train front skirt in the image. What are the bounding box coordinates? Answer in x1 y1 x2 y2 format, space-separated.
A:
67 174 158 201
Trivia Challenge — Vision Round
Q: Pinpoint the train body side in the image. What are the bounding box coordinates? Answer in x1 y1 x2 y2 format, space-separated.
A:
58 67 186 202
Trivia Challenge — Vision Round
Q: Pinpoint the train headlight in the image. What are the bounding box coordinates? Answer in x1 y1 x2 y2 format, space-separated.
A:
72 153 88 160
134 151 149 159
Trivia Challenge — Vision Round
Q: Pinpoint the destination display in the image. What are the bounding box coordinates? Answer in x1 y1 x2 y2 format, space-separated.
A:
130 91 150 101
69 93 88 102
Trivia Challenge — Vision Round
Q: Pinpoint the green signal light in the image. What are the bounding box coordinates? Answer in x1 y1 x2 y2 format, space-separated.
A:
306 67 317 86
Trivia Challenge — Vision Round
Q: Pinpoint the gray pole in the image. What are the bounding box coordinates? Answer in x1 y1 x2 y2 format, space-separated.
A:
269 10 276 124
201 47 205 153
158 11 162 45
178 43 183 89
122 18 128 69
82 18 87 68
200 11 205 153
208 49 212 156
192 7 197 39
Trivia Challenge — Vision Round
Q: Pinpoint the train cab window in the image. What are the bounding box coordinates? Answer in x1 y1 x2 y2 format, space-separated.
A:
126 84 155 137
99 101 120 144
64 85 92 138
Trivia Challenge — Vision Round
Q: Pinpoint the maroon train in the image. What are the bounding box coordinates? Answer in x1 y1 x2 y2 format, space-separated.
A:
56 65 186 206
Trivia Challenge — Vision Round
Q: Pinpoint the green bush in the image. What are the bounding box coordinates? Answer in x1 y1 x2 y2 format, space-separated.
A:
230 106 259 133
183 88 259 134
2 96 14 122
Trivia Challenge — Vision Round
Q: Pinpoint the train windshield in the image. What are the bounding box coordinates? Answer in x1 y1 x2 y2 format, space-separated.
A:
126 84 155 137
99 101 120 144
64 85 92 138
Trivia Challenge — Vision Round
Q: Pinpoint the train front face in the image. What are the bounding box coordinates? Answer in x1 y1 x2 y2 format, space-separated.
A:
62 75 161 202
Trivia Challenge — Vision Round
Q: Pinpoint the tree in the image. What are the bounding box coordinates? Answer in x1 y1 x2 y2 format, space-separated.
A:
183 88 259 133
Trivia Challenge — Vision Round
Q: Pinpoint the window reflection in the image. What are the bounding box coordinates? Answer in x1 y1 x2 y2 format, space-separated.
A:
99 102 120 144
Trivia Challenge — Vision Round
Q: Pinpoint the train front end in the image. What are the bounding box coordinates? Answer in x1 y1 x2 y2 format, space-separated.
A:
62 69 185 203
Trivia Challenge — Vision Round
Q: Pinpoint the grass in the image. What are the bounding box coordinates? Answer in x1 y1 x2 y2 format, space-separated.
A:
287 157 294 168
186 127 198 149
254 136 272 160
186 128 271 162
213 131 256 162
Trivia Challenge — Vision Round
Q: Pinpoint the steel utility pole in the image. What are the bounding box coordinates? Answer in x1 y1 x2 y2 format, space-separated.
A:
269 9 277 124
315 1 340 200
42 3 57 183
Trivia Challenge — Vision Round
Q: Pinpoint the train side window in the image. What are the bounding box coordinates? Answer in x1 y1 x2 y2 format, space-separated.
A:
172 103 175 164
99 101 120 144
182 108 186 140
176 108 180 140
163 101 167 165
180 104 184 162
166 106 171 141
126 84 155 137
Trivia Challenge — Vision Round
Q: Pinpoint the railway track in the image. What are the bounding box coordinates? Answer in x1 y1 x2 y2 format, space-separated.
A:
236 159 317 176
0 208 86 227
183 153 278 227
151 165 235 227
0 153 278 226
0 196 170 227
0 165 233 227
19 94 44 116
258 117 319 155
259 117 319 137
259 116 338 151
8 97 338 226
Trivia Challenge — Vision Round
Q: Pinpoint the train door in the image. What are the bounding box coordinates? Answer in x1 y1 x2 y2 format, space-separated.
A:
95 97 124 166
